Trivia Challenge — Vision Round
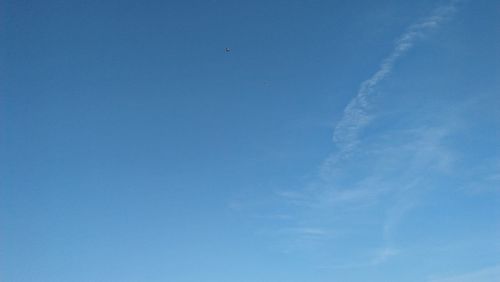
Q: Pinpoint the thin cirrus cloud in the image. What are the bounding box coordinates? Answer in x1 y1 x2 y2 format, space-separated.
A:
314 0 462 229
273 0 463 265
332 0 460 155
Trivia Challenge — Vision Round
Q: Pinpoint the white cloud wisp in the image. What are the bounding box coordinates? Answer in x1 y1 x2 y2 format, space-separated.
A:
332 1 460 154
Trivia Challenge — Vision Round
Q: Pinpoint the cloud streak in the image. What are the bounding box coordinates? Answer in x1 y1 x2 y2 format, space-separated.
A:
256 2 484 274
333 1 460 154
271 1 463 263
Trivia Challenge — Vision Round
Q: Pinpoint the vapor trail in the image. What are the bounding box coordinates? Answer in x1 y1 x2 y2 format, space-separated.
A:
332 1 460 154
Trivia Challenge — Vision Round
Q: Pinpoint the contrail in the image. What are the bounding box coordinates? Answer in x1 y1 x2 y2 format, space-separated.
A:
332 1 460 155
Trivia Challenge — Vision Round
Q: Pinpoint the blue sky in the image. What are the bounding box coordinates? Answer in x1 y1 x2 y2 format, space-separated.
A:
1 0 499 281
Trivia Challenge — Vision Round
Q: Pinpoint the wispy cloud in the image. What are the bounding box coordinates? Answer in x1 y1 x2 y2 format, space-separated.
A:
370 247 400 265
268 0 464 262
289 227 329 237
274 120 457 262
332 1 460 155
319 246 401 270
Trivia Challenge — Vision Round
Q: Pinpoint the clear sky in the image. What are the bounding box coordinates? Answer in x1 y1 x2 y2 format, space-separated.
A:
1 0 499 281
